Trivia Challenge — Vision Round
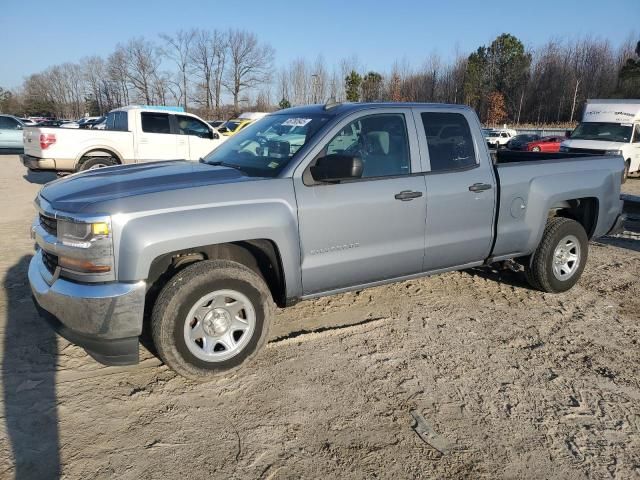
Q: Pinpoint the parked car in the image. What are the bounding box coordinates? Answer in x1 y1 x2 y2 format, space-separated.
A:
60 117 101 129
218 112 268 136
506 134 540 150
82 116 106 129
27 102 625 380
0 114 25 148
21 106 227 173
484 128 517 149
20 118 39 126
208 120 225 129
561 99 640 182
526 136 565 152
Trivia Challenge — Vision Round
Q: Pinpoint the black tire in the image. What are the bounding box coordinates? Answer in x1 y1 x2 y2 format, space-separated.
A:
151 259 273 381
524 217 588 293
77 156 115 172
622 160 630 184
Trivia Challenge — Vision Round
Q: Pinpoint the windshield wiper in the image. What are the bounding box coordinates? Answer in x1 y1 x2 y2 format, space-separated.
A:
207 161 249 175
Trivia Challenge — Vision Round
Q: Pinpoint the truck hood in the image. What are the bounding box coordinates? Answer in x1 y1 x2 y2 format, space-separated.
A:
561 139 626 151
40 160 259 213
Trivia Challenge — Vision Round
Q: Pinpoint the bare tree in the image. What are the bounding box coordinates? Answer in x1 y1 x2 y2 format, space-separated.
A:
123 38 161 104
224 30 274 112
160 30 196 109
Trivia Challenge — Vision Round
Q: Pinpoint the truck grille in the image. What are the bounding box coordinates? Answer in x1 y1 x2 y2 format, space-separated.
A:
39 213 57 235
567 147 605 155
41 250 58 274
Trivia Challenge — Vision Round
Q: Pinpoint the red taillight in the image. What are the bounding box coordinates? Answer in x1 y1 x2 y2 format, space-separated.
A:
39 133 56 149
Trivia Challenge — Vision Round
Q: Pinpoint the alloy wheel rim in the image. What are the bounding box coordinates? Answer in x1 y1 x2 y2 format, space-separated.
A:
552 234 580 281
183 289 256 362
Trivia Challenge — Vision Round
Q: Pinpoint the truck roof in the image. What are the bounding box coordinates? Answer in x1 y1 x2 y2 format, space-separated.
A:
112 105 186 114
583 99 640 123
277 102 474 118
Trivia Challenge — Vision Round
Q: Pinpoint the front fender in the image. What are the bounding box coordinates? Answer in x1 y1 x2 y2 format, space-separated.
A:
112 184 302 300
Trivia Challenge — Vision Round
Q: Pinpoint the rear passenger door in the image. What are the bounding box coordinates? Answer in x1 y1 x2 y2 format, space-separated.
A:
136 112 179 162
414 109 496 271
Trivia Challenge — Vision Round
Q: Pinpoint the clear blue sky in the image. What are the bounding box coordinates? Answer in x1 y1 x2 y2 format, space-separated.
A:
1 0 638 88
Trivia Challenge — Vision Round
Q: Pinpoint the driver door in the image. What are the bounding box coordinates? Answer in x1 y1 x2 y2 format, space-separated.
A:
175 114 221 160
293 109 427 295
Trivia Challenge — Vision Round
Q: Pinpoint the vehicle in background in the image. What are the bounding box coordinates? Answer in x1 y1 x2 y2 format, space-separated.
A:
208 120 225 129
506 134 540 150
0 114 25 148
83 116 106 129
484 128 517 149
218 112 268 136
37 119 70 127
527 136 565 152
21 105 227 173
561 99 640 181
27 102 624 379
60 116 101 129
20 118 39 126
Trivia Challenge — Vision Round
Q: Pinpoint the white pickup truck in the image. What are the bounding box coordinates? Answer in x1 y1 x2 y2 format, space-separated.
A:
21 106 227 173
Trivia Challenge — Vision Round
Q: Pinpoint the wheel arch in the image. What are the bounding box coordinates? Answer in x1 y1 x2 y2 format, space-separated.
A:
146 240 287 310
76 148 123 168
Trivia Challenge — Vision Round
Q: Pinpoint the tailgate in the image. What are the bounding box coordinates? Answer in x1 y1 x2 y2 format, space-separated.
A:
23 127 44 157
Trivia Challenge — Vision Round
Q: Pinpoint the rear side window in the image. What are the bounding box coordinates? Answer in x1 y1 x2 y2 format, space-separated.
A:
420 112 477 172
141 112 170 134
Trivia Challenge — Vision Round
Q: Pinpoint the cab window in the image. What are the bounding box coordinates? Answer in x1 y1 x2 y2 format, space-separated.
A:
141 112 171 134
177 115 211 138
420 112 477 172
323 114 410 178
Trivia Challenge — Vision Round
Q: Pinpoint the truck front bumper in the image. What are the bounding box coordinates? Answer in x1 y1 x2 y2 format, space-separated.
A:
28 250 146 365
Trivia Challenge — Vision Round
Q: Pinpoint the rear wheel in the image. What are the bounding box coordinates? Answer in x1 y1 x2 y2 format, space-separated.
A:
77 156 115 172
151 259 273 381
524 217 588 293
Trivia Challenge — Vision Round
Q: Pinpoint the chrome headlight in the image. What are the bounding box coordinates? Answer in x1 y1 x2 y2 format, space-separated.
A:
58 219 110 248
605 149 622 156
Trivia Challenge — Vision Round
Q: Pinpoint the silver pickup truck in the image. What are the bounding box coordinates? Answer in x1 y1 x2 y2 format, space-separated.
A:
28 102 625 380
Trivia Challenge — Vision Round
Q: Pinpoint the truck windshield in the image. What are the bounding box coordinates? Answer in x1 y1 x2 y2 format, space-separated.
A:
570 122 633 143
203 113 331 177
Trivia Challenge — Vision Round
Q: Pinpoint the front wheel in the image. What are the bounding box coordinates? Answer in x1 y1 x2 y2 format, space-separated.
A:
524 217 588 293
622 159 630 184
151 259 273 381
531 146 541 152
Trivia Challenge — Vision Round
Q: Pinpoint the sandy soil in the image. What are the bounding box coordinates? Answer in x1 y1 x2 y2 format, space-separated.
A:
0 154 639 479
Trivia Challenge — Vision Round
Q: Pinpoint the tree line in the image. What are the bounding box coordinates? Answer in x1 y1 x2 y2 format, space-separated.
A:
0 30 638 125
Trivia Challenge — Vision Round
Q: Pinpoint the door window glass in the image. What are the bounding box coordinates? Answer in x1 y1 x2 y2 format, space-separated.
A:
176 115 211 138
323 114 410 178
0 116 20 129
141 112 171 134
420 112 477 172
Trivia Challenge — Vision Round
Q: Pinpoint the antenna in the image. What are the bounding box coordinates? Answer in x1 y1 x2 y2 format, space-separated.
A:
324 97 341 110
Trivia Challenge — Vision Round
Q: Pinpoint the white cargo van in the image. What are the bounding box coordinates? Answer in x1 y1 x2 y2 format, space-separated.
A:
561 99 640 181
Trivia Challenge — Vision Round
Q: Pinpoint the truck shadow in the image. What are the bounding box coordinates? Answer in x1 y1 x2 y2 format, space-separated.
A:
464 265 532 290
22 170 57 185
2 255 60 479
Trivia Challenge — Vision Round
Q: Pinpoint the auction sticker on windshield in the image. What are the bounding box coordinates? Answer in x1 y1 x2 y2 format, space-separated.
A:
282 118 312 127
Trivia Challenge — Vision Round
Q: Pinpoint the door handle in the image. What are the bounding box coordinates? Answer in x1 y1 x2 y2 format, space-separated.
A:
394 190 423 201
468 183 492 192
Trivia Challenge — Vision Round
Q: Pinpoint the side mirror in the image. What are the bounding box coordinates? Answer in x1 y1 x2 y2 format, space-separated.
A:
211 131 219 140
310 154 363 183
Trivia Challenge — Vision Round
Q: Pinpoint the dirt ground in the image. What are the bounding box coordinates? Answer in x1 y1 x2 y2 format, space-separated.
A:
0 153 638 479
